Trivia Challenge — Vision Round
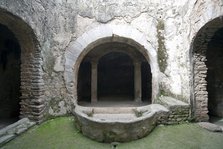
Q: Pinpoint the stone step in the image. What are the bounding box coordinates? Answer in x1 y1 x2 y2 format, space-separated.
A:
93 113 136 122
77 104 168 115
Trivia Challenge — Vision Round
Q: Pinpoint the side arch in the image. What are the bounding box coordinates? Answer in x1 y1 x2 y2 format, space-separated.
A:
190 16 223 121
0 8 45 123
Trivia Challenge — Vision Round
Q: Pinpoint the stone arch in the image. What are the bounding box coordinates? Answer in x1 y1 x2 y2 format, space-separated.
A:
65 24 159 105
0 8 45 123
191 16 223 121
89 48 138 63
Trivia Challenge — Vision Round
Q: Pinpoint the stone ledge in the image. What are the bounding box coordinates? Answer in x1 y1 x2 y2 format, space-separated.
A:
159 96 189 107
0 118 36 147
198 122 223 132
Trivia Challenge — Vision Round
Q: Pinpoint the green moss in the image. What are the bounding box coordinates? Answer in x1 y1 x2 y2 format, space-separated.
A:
3 117 109 149
118 124 223 149
3 117 223 149
157 20 168 73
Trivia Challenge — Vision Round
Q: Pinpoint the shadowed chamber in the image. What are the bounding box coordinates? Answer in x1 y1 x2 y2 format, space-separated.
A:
207 27 223 118
77 61 91 102
98 52 134 101
0 24 21 127
77 42 152 105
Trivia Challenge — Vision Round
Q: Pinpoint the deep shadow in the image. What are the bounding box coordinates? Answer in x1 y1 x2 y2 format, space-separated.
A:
207 27 223 118
0 24 21 126
98 52 134 101
77 61 91 102
77 42 152 105
141 62 152 103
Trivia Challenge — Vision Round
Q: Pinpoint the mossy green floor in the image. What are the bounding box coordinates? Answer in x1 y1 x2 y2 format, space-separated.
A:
2 117 223 149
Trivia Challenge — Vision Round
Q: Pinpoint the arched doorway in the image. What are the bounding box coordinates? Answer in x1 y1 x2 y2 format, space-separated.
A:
77 42 152 106
65 25 159 107
0 9 45 124
192 17 223 121
0 24 21 128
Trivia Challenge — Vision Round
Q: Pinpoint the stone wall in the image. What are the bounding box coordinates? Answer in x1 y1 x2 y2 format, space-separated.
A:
0 0 222 121
157 96 190 124
0 9 46 123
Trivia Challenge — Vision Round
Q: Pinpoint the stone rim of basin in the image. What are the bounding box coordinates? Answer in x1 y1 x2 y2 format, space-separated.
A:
73 104 169 142
74 104 168 123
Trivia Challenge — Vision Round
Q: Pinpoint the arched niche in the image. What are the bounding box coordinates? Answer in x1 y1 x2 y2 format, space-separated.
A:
64 25 159 106
0 8 45 124
191 17 223 121
77 42 152 106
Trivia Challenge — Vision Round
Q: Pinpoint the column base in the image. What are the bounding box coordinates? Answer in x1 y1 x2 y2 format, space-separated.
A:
91 99 98 103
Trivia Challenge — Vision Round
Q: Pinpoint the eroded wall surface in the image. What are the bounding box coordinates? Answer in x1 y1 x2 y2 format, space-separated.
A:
0 0 222 118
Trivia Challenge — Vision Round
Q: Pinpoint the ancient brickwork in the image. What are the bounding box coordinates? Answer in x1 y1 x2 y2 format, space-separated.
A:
165 105 190 124
0 9 46 123
20 50 45 123
192 19 223 121
193 40 209 121
157 96 190 124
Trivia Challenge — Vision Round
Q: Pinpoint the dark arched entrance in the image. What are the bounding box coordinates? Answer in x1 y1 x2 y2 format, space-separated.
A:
0 9 45 124
0 24 21 128
207 27 223 118
77 42 152 106
192 17 223 121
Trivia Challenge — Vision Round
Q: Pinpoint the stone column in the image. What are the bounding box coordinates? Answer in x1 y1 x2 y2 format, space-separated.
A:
134 61 142 102
91 61 98 102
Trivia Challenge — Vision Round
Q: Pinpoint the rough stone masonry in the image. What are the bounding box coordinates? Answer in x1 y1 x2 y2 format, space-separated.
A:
0 0 222 131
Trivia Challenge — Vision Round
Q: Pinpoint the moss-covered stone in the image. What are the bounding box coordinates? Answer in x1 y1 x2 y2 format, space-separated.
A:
157 20 168 73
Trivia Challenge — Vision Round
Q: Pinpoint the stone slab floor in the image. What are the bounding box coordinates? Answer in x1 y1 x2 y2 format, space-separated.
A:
1 117 223 149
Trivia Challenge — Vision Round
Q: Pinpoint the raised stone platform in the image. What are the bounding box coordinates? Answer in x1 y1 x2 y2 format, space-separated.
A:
74 96 191 142
158 96 190 124
74 104 169 142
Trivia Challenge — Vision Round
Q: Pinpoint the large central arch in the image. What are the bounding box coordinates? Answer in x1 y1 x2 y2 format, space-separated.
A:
77 42 152 106
64 25 159 105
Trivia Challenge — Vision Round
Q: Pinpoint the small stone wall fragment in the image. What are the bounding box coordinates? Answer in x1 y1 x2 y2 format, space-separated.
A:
0 118 36 146
158 96 190 124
